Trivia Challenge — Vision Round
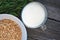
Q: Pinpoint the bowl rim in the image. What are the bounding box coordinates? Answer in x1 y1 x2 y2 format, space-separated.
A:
0 14 27 40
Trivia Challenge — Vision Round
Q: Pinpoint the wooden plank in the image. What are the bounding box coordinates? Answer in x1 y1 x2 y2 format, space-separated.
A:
34 0 60 8
27 19 60 40
45 5 60 21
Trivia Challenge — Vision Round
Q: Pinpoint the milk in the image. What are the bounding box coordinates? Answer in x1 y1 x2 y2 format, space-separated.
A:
21 2 47 28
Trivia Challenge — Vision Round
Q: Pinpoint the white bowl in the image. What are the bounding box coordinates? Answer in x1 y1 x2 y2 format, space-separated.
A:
0 14 27 40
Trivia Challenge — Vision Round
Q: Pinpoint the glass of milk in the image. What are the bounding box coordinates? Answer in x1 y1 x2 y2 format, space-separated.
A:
21 2 47 31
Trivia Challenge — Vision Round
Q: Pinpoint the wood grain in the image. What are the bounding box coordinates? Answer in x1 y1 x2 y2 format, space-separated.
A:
45 5 60 21
34 0 60 8
27 19 60 40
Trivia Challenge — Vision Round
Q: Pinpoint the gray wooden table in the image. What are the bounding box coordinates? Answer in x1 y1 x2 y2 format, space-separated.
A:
27 0 60 40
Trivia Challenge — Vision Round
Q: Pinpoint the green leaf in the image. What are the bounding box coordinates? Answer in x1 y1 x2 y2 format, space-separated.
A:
9 12 19 17
0 0 33 17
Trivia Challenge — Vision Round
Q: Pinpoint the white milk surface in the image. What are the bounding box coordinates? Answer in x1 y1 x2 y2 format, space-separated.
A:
21 2 46 28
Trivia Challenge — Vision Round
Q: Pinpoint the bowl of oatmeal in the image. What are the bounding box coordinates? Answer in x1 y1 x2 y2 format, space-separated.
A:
0 14 27 40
